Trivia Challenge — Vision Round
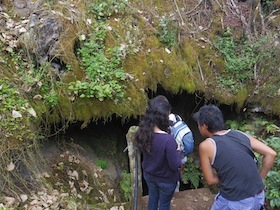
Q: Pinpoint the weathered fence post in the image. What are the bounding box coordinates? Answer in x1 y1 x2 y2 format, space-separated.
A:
126 126 142 210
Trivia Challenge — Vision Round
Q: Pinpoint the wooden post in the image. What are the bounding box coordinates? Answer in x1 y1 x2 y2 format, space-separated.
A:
126 126 142 210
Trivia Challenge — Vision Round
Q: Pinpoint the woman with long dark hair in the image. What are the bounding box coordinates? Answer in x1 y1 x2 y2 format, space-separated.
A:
135 95 181 210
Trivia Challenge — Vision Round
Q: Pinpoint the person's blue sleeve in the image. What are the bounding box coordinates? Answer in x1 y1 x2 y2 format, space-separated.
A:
183 132 194 155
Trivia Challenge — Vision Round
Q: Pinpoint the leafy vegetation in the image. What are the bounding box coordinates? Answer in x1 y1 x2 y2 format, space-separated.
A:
69 24 126 101
157 16 178 49
181 157 202 189
2 51 59 110
120 171 132 202
214 28 257 92
88 0 126 21
20 64 60 107
214 28 279 96
68 0 131 102
265 136 280 208
226 117 280 208
0 76 45 199
0 77 37 141
96 159 108 169
261 0 277 15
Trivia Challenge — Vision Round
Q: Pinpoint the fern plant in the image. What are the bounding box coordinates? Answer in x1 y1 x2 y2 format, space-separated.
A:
181 157 202 189
120 171 132 202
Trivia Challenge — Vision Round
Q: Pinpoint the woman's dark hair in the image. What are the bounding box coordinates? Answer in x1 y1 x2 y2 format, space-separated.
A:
193 104 225 132
134 95 171 153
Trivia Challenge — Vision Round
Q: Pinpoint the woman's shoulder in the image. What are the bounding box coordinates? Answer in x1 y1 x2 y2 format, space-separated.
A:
154 130 168 134
154 132 173 139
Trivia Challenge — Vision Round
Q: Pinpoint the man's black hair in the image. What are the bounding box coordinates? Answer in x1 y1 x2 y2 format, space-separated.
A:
193 104 225 133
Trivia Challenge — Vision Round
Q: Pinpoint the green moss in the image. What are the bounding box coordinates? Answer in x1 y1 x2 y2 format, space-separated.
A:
235 88 248 110
179 38 197 64
250 85 280 116
267 100 280 115
160 49 195 93
124 45 196 95
144 35 162 49
58 22 85 80
2 0 280 127
213 57 225 73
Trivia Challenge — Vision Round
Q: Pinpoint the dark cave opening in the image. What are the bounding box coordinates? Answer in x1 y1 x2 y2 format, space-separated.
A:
52 86 244 197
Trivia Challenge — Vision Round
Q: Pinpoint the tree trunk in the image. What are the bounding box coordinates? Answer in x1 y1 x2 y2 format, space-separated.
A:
126 126 142 210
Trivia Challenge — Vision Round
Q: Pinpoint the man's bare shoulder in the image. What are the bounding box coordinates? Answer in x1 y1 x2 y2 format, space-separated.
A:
200 138 213 146
199 138 214 151
199 138 215 163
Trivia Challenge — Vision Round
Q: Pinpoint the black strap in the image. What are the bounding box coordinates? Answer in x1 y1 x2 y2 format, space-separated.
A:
240 142 258 166
174 114 182 122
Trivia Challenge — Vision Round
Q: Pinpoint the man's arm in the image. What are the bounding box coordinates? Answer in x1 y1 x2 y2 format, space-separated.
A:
199 139 220 185
249 135 277 179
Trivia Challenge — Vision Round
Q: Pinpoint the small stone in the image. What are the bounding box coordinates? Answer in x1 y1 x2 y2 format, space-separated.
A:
203 196 210 201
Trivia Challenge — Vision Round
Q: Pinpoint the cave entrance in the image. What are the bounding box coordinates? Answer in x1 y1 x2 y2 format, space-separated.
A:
50 86 240 197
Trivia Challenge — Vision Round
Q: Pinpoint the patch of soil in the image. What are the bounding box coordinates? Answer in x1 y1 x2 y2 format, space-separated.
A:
142 188 215 210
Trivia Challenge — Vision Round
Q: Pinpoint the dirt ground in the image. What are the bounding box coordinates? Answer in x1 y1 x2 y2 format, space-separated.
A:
142 188 215 210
